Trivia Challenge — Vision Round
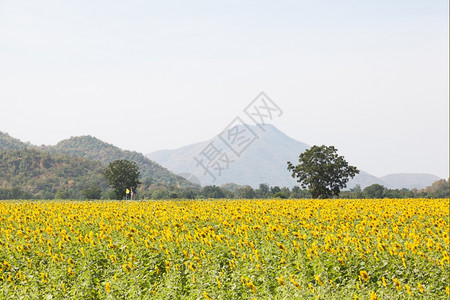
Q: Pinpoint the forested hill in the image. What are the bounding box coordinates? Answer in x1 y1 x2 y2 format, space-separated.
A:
0 131 30 150
0 132 197 199
0 148 106 199
39 135 195 188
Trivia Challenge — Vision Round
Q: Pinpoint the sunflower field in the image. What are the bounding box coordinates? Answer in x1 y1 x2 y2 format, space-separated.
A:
0 198 449 299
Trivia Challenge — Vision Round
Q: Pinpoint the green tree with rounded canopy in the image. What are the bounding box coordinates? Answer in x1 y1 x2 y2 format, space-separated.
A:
363 184 385 198
103 159 141 200
238 185 256 199
81 185 103 200
256 183 269 198
287 145 359 199
201 185 225 199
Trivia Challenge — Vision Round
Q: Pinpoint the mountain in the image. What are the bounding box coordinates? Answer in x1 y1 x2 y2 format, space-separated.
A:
379 173 440 190
346 172 439 190
0 131 30 150
39 135 195 188
148 124 309 187
346 171 386 188
0 148 106 199
147 124 442 189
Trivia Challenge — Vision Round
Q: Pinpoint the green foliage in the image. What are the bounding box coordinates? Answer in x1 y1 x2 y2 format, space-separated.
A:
202 185 225 198
0 149 107 199
168 191 180 199
180 189 197 199
422 178 449 198
103 160 141 200
104 189 118 200
269 186 282 196
273 191 287 199
0 131 29 151
0 187 33 199
0 133 199 199
238 185 256 199
363 184 386 198
382 188 414 198
290 186 312 198
55 189 72 199
350 184 364 198
281 187 291 198
290 186 302 198
287 145 359 198
152 189 169 199
256 183 270 198
42 136 196 188
82 185 103 199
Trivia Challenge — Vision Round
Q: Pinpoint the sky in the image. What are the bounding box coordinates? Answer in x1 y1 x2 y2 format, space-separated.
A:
0 0 448 178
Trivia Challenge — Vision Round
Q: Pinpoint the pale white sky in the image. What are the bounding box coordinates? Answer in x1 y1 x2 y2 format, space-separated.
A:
0 0 448 178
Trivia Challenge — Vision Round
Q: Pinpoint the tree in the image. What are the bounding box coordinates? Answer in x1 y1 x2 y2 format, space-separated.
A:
269 186 281 197
350 184 364 198
363 184 385 198
281 187 291 198
287 145 359 199
103 160 141 200
256 183 270 198
423 179 449 198
273 191 288 199
105 189 118 200
180 189 197 199
202 185 225 199
290 186 302 198
269 186 288 199
238 185 256 199
0 187 33 200
81 185 103 200
55 189 71 199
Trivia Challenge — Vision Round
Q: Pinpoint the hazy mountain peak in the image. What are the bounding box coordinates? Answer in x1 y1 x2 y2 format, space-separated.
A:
147 123 310 187
379 173 440 189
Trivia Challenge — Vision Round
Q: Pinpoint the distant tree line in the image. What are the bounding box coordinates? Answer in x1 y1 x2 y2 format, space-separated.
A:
0 187 34 200
339 179 450 199
1 175 448 201
1 179 448 201
134 179 449 200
